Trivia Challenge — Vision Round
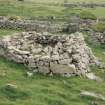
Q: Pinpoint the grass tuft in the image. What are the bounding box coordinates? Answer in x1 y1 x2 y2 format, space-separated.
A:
0 84 30 101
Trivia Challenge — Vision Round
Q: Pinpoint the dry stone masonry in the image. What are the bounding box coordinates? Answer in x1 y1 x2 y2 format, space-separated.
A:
0 32 97 77
90 31 105 44
0 16 63 33
64 2 105 8
0 16 88 34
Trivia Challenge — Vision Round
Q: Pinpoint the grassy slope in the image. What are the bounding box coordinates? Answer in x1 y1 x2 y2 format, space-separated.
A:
0 0 105 105
1 53 105 105
0 29 20 37
0 30 105 105
12 0 105 4
0 0 105 18
0 1 64 17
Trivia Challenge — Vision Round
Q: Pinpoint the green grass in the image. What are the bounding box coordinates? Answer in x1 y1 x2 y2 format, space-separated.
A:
0 0 105 104
0 29 20 37
0 84 30 101
0 1 64 17
0 29 105 105
84 7 105 18
0 0 105 19
91 23 105 32
14 0 105 4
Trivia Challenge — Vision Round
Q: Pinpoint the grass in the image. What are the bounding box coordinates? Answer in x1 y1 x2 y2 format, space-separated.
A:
1 56 105 105
0 1 64 17
84 7 105 18
8 0 105 4
0 0 105 19
0 0 105 104
0 29 21 37
0 29 105 105
0 84 30 101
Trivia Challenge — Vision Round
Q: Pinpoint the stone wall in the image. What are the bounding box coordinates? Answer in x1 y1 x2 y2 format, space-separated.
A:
0 32 97 77
0 16 91 34
0 16 63 33
93 32 105 44
64 3 105 8
86 30 105 45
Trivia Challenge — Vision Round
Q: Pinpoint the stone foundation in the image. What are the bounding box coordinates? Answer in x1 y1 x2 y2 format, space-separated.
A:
0 32 97 77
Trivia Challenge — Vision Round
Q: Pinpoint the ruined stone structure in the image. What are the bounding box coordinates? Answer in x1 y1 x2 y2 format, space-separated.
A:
0 16 63 33
0 16 98 35
0 32 97 77
0 16 94 34
64 3 105 8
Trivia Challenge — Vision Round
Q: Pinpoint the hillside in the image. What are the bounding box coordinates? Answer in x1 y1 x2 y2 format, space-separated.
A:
0 0 105 17
0 0 105 105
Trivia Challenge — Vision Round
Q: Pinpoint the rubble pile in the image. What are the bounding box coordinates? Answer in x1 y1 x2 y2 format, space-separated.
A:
0 32 97 77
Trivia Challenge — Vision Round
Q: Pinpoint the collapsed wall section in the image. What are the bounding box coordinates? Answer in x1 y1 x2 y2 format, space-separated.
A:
0 32 97 77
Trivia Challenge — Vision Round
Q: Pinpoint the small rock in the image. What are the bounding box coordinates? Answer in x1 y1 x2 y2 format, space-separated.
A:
26 71 33 77
86 73 103 82
91 101 98 105
80 91 105 101
95 60 105 69
0 71 6 77
5 83 18 89
49 72 53 76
